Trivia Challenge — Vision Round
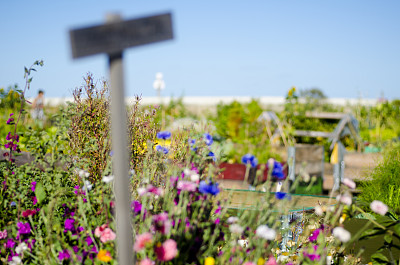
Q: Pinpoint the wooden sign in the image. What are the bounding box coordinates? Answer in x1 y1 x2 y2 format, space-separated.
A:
70 13 173 58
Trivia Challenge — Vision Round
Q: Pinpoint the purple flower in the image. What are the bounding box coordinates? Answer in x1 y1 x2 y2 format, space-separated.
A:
131 201 142 213
6 117 14 124
199 181 220 195
31 181 37 192
241 154 258 167
156 145 169 154
32 196 37 205
156 131 171 140
153 212 172 235
6 238 15 248
58 249 70 261
64 218 75 231
309 229 321 242
72 246 79 253
85 236 93 246
6 132 11 141
303 252 321 261
17 222 31 235
203 133 213 146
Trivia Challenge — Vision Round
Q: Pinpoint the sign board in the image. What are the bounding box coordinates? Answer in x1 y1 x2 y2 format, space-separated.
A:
70 13 173 58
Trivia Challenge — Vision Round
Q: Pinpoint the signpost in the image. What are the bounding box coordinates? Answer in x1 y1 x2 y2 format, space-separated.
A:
69 12 173 264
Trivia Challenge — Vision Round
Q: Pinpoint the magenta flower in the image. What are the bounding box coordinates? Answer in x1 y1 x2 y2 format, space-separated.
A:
64 218 75 231
309 228 321 242
58 249 71 261
31 181 37 192
303 252 321 261
32 196 37 205
17 222 31 235
153 213 172 235
131 201 142 213
6 238 15 248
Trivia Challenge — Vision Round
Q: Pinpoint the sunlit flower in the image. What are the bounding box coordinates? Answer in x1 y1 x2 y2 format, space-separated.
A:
266 256 277 265
8 256 22 265
268 158 285 180
243 262 256 265
17 222 31 235
155 239 178 261
314 205 324 216
134 233 153 252
256 225 276 240
97 249 112 262
309 228 321 242
204 257 215 265
370 200 388 215
342 178 356 189
332 227 351 242
257 257 266 265
229 224 244 234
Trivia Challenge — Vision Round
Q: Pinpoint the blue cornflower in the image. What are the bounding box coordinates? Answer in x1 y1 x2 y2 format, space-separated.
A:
241 154 258 168
207 151 216 161
271 161 285 180
10 201 16 207
275 192 287 200
156 131 171 140
199 181 220 195
156 145 169 154
188 139 197 151
203 133 213 146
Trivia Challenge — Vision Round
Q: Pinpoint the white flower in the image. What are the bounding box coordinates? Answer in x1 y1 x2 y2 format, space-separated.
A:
137 187 147 196
237 239 248 247
314 205 324 216
8 256 22 265
102 175 114 183
256 225 276 240
227 217 239 224
229 224 244 234
82 180 93 191
15 242 28 254
370 200 388 215
342 178 356 189
336 194 352 206
190 174 200 182
332 227 351 242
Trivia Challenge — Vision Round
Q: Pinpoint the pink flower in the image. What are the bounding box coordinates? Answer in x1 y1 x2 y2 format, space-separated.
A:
0 229 7 239
95 224 108 237
134 233 153 252
155 239 178 261
139 258 155 265
153 213 172 235
336 194 352 205
342 178 356 189
177 181 197 192
243 262 256 265
100 228 116 243
266 256 277 265
370 200 388 215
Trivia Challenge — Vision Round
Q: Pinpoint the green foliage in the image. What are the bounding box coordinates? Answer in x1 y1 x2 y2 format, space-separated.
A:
358 142 400 218
0 85 21 109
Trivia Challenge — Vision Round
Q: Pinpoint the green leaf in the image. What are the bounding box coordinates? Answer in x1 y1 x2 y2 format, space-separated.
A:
35 182 46 204
384 233 392 244
371 252 390 264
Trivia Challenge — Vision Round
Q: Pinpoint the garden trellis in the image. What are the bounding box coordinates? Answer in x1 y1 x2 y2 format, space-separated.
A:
69 13 173 264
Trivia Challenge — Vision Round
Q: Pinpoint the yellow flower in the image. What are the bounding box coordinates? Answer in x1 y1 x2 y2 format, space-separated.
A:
97 249 112 262
257 257 265 265
204 257 215 265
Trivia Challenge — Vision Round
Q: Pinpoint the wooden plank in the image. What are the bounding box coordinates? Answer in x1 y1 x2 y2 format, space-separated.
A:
294 130 332 138
70 13 173 58
304 112 346 119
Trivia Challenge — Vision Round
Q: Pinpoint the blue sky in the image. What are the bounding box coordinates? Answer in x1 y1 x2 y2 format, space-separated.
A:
1 1 399 99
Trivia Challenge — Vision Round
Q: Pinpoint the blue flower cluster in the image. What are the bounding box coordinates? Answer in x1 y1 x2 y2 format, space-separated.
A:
271 161 285 180
156 145 169 154
199 181 220 195
203 133 213 146
241 154 258 168
156 131 171 140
